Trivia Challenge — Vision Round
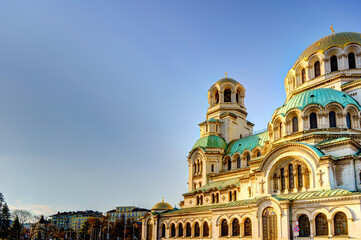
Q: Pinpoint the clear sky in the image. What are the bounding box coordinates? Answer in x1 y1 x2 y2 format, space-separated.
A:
0 0 360 216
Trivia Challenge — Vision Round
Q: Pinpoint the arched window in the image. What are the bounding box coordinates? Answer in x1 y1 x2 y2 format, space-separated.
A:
331 56 338 72
194 183 197 190
203 222 209 237
216 193 219 203
310 112 318 129
236 92 239 103
178 224 183 237
297 165 303 189
211 164 214 172
244 218 252 236
279 123 282 138
288 164 294 189
196 196 199 205
147 219 153 240
232 219 240 236
186 223 191 237
315 213 328 236
170 224 176 237
301 68 306 83
346 112 352 129
233 190 237 201
215 92 219 104
334 212 348 236
348 53 356 69
281 168 285 190
229 191 232 202
200 196 203 205
161 224 166 238
292 116 298 133
212 194 215 204
257 151 261 157
246 154 250 166
224 89 231 102
221 219 228 236
298 214 310 237
194 222 200 237
227 159 231 170
237 157 241 168
329 111 336 127
314 61 321 77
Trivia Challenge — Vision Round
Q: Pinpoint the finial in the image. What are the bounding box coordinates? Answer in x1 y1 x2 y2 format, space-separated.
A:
330 24 335 34
225 71 228 78
162 197 164 202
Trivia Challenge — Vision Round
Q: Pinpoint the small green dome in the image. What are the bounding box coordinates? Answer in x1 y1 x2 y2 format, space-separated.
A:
192 135 226 150
215 77 239 85
295 32 361 65
277 88 361 116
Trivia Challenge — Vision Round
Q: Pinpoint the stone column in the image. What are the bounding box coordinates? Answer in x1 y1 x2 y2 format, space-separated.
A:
324 58 330 74
310 220 315 238
340 54 347 70
294 170 299 192
277 176 282 194
220 92 224 103
302 169 307 191
356 52 361 68
328 219 333 237
285 170 289 194
231 92 236 103
302 115 308 130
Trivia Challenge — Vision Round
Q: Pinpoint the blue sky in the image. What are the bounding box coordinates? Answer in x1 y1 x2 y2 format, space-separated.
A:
0 0 360 216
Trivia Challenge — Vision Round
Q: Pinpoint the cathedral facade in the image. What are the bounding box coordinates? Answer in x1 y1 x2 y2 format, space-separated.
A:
142 32 361 239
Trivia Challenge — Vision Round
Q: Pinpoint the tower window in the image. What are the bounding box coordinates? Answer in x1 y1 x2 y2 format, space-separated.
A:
292 116 298 133
237 157 241 168
211 164 214 172
246 154 250 166
330 56 338 72
215 92 219 104
310 112 318 129
348 53 356 69
329 111 336 127
236 92 239 103
228 159 231 170
301 68 306 83
224 89 231 102
314 61 321 77
346 112 352 129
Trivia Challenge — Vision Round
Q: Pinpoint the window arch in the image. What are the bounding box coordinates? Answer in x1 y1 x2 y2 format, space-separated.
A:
178 224 183 237
280 168 285 190
301 68 306 83
232 219 240 236
331 56 338 72
297 165 303 189
329 111 336 127
203 222 209 237
279 122 282 138
147 219 153 240
200 196 203 205
288 164 294 189
257 151 261 157
314 61 321 77
194 222 200 237
346 112 352 129
186 223 191 237
224 89 231 102
310 112 318 129
170 224 176 237
161 224 166 238
315 213 328 236
227 159 231 170
334 212 348 236
292 116 298 133
229 191 232 202
233 190 237 201
244 218 252 236
215 92 219 104
237 157 241 168
348 53 356 69
246 154 250 166
221 219 228 236
298 214 310 237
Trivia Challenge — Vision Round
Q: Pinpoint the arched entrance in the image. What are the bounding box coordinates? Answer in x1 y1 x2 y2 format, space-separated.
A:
146 219 153 240
262 207 277 240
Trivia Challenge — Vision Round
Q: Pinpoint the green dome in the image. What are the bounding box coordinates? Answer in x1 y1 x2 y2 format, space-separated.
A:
277 88 361 116
295 32 361 65
226 131 269 156
215 77 239 85
192 135 226 150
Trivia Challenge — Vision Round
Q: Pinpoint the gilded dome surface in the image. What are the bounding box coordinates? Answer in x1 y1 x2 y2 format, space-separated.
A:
276 88 361 116
295 32 361 65
151 200 173 212
215 77 239 85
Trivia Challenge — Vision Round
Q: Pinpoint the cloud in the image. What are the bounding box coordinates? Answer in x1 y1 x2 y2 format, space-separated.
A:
9 200 55 216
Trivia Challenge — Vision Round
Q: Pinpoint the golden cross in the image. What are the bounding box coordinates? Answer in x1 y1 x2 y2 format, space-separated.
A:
225 71 228 78
330 24 335 34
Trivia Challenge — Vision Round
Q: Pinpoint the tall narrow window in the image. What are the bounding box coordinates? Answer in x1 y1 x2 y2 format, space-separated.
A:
314 61 321 77
292 116 299 133
161 224 166 237
316 213 328 236
279 123 282 138
203 222 209 237
310 113 318 129
196 196 199 205
288 164 294 189
334 212 348 236
298 165 303 189
244 218 252 236
233 190 237 201
232 219 240 236
329 111 336 127
236 92 239 103
299 215 310 237
281 168 285 190
212 194 215 204
229 191 232 202
301 68 306 83
178 224 183 237
216 193 219 203
237 157 241 168
211 164 214 172
246 154 250 166
200 196 203 205
224 89 231 102
331 56 338 72
171 224 176 237
228 159 232 170
215 92 219 104
194 222 200 237
221 220 228 236
346 113 352 129
147 220 153 240
348 53 356 69
186 223 191 237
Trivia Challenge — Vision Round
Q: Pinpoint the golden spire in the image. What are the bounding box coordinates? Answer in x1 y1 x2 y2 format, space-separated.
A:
225 71 228 78
162 197 164 202
330 24 335 34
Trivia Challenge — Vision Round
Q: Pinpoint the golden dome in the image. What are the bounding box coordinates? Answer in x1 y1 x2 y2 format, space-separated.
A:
295 32 361 65
151 198 173 212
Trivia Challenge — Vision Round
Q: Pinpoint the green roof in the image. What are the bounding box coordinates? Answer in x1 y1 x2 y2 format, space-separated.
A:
295 32 361 65
276 88 361 116
342 79 361 88
274 189 355 201
188 178 239 194
192 135 227 151
226 131 269 156
316 137 352 147
289 142 324 157
207 118 219 122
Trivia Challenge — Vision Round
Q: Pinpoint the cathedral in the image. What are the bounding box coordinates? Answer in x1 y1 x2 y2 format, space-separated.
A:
142 31 361 239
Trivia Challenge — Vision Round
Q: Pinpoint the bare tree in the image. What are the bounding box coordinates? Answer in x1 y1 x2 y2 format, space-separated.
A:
12 209 32 226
